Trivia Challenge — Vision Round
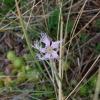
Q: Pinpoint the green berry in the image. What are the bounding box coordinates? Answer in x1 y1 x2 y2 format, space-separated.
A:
27 69 40 82
13 57 24 68
25 65 31 71
16 72 27 84
7 51 16 61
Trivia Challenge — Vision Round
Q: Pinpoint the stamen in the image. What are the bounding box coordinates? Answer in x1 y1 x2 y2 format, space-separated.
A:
46 46 53 53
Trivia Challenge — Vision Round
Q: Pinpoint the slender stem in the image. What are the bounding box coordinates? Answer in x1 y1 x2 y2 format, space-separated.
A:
15 0 34 57
93 67 100 100
58 3 63 99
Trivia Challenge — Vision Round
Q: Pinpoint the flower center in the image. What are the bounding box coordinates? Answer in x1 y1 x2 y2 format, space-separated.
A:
46 46 53 53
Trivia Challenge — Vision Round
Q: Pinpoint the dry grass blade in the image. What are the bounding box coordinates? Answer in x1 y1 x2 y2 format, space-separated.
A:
63 9 100 47
93 67 100 100
64 55 100 100
66 0 88 55
15 0 34 57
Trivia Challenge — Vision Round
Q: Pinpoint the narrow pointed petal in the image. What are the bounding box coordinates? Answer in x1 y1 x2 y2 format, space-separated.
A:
36 54 42 60
40 33 50 46
39 48 46 53
51 51 58 58
44 53 51 59
51 41 61 49
34 40 41 50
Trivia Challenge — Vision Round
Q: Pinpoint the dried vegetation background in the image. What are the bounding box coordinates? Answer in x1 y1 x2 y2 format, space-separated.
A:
0 0 100 100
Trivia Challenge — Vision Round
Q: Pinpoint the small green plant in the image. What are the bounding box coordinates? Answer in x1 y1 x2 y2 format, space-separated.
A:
48 9 59 37
7 51 16 61
16 71 27 84
95 43 100 53
79 85 89 96
65 19 74 33
0 51 40 89
0 0 15 15
7 51 25 69
13 57 24 69
4 0 15 6
95 19 100 29
79 75 97 96
80 33 89 43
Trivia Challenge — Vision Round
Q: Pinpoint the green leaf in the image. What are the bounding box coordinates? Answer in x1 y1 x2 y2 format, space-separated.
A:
4 0 15 6
95 43 100 53
79 85 89 96
26 69 40 82
13 57 25 68
48 9 59 33
95 19 100 28
80 33 89 42
7 51 16 61
0 0 15 15
65 19 74 33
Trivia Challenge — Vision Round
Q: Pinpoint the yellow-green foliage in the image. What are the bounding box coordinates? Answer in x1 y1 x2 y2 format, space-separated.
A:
0 51 40 88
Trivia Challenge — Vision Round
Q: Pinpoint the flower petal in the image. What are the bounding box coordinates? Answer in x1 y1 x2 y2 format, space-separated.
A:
51 41 61 49
40 33 50 46
34 40 41 50
44 53 51 59
51 51 58 59
39 48 46 53
36 54 42 59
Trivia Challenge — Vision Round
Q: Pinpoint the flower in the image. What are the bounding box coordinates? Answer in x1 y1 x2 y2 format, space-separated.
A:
33 33 62 60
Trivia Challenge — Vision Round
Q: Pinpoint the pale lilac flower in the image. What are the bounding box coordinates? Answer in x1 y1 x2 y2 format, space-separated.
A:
33 33 62 60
